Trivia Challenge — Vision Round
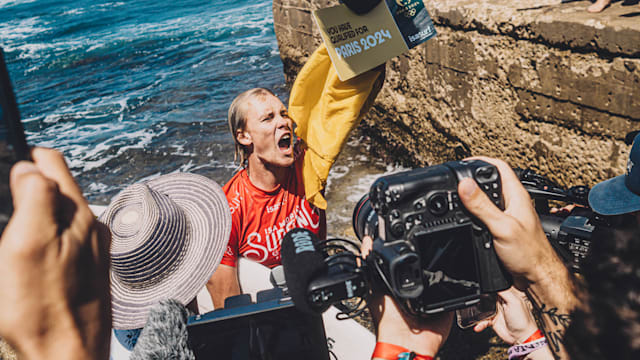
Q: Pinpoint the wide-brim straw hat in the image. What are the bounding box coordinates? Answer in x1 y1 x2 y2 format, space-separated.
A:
99 173 231 329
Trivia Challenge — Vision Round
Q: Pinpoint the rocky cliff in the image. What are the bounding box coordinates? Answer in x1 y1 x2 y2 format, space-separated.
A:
273 0 640 187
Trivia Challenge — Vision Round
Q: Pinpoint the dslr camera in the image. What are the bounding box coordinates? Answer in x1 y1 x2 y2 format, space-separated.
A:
516 168 604 272
353 160 511 316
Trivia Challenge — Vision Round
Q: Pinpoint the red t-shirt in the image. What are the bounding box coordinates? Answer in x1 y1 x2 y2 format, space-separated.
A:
221 155 326 268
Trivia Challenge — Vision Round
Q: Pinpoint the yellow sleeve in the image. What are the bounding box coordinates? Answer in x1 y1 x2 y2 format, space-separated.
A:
288 43 385 210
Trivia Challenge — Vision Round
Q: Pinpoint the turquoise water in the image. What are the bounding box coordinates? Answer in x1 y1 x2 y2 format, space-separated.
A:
1 0 287 203
1 0 404 236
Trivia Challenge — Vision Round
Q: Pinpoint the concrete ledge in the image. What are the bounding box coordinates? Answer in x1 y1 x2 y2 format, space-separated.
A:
432 0 640 58
273 0 640 187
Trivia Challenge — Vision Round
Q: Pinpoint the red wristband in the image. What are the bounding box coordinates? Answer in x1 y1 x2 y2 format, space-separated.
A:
372 341 434 360
522 329 544 344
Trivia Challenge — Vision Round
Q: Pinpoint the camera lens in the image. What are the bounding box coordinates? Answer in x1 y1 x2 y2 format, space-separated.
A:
427 193 448 216
352 194 379 241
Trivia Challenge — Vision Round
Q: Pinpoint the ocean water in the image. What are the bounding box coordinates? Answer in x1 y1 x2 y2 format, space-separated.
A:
2 0 404 236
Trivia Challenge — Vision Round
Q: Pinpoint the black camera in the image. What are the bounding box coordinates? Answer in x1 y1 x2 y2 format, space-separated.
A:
539 213 594 272
353 160 512 316
516 168 604 272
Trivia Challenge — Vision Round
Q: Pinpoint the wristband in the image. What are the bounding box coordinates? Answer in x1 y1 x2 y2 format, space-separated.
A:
521 329 543 344
372 342 434 360
507 337 548 360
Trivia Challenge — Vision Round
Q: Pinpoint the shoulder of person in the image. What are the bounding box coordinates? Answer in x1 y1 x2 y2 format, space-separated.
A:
223 168 247 193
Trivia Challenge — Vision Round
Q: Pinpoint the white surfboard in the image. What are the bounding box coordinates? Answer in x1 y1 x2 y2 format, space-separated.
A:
90 204 107 217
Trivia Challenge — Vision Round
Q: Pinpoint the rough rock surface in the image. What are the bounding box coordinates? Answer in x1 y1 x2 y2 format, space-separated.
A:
273 0 640 188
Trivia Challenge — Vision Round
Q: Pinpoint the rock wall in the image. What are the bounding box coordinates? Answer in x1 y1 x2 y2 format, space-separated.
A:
273 0 640 187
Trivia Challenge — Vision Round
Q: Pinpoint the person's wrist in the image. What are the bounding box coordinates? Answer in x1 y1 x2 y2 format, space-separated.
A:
516 329 543 345
507 333 548 360
372 342 434 360
511 326 541 345
374 298 449 357
375 332 440 357
13 313 102 360
520 228 565 287
17 332 93 360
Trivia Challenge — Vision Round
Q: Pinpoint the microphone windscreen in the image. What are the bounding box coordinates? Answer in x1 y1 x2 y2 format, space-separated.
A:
281 228 326 314
130 299 195 360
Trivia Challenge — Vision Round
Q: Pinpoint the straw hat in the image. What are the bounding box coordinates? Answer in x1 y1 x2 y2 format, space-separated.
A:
99 173 231 329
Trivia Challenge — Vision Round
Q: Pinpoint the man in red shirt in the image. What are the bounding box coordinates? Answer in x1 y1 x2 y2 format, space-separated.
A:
206 43 384 309
221 143 326 269
206 88 326 308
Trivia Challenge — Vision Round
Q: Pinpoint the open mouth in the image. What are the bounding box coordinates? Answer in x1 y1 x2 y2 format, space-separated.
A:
278 133 292 151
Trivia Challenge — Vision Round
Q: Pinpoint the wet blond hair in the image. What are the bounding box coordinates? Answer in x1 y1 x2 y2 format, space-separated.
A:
227 88 277 166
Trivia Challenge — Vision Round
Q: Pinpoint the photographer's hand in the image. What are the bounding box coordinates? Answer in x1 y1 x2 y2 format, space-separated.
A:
0 148 111 360
362 236 452 359
550 204 578 215
474 288 553 359
473 287 538 345
369 295 452 359
474 287 537 345
458 156 579 359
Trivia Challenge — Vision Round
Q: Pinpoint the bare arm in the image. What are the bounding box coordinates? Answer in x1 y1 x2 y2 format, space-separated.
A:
369 295 453 360
369 295 452 359
459 156 579 359
525 265 580 359
206 264 241 309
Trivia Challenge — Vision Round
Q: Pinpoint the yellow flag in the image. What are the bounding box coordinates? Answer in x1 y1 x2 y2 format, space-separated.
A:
289 43 384 209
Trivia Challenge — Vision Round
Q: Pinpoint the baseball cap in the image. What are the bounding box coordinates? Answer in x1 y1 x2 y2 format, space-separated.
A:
588 132 640 216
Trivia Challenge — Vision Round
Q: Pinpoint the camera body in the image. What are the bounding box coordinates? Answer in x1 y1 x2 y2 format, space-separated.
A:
539 214 594 272
516 168 598 272
306 247 369 313
369 160 504 242
365 160 511 316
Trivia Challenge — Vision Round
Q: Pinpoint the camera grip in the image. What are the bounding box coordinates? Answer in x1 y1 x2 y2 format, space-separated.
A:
451 160 511 293
473 229 512 293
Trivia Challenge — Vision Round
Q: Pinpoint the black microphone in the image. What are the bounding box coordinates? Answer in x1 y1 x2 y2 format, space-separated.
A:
280 228 327 314
130 299 195 360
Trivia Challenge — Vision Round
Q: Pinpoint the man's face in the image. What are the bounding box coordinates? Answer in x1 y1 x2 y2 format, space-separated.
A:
238 94 294 168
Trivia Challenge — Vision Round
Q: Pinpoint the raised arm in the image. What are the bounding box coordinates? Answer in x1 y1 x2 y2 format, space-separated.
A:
288 44 384 210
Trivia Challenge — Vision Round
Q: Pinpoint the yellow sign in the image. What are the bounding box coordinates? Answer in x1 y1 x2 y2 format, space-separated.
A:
313 0 436 80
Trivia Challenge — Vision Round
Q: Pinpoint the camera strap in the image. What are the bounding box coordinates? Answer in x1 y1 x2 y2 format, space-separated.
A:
372 341 433 360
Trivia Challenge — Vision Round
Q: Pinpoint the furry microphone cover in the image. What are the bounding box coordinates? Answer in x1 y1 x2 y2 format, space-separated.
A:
130 299 195 360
